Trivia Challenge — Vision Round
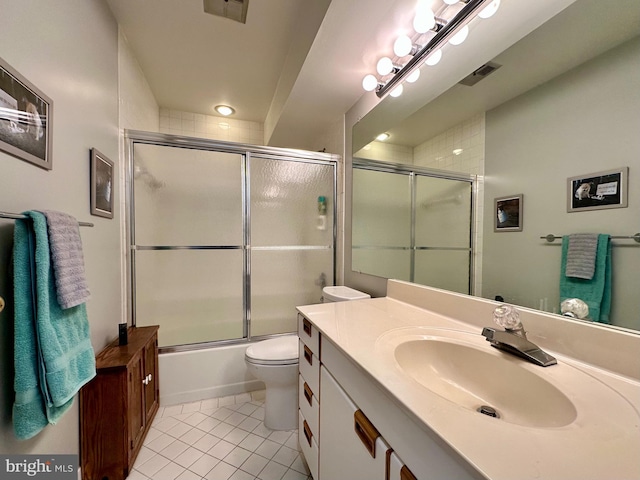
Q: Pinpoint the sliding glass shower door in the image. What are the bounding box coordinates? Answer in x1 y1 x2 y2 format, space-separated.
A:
128 134 336 350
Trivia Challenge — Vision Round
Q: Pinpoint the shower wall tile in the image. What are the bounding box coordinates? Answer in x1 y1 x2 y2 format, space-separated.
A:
159 108 266 145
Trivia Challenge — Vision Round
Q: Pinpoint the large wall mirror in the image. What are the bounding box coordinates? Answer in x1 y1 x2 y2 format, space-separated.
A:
349 0 640 332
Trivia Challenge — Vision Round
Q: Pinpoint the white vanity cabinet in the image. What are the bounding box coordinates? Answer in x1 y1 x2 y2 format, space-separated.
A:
298 314 320 479
319 366 390 480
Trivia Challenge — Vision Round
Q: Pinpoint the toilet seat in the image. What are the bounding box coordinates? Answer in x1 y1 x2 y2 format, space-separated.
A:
245 335 299 366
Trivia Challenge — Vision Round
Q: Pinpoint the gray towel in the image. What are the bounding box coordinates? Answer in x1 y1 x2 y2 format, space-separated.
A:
565 233 599 279
42 210 91 309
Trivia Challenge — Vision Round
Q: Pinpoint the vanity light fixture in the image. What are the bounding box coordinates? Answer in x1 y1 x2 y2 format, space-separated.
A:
362 0 499 99
214 104 235 116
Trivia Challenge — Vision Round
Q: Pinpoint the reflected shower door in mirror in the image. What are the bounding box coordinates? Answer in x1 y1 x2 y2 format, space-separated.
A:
352 160 474 294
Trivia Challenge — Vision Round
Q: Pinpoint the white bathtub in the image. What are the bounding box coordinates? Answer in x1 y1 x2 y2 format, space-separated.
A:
159 343 264 406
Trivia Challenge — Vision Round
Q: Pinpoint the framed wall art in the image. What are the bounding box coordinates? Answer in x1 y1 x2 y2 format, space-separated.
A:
567 167 628 212
0 56 53 170
494 194 523 232
90 148 114 219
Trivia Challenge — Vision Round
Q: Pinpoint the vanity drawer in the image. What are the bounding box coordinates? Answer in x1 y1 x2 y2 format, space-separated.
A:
299 374 319 438
388 451 418 480
299 340 320 395
298 314 320 354
299 410 319 480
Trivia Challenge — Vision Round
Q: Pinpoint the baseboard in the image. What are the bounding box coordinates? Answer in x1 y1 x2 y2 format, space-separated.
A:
160 379 264 406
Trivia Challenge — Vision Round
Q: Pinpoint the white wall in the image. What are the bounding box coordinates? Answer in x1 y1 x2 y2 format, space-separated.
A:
0 0 120 455
483 37 640 330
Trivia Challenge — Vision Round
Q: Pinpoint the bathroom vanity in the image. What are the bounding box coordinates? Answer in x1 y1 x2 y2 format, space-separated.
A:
296 280 640 480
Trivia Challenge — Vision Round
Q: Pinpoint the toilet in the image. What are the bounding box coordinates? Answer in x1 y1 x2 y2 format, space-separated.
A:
245 286 370 431
245 335 299 430
322 285 371 302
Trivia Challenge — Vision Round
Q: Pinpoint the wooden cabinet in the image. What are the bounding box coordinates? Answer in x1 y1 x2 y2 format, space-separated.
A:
80 326 159 480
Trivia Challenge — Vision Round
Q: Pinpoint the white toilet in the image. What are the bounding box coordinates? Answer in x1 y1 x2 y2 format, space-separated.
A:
245 286 370 431
322 285 371 302
245 335 299 430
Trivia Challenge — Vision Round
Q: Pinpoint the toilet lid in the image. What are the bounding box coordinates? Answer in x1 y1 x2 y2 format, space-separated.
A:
245 335 299 365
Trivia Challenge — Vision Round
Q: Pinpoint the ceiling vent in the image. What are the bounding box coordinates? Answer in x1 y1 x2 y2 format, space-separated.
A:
203 0 249 24
458 61 502 86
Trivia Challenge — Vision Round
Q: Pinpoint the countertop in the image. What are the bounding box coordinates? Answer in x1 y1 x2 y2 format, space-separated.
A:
297 294 640 480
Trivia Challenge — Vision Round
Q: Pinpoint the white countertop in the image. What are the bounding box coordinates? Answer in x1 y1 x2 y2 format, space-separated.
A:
297 294 640 480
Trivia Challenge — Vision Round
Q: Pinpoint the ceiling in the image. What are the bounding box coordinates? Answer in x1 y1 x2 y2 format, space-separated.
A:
105 0 417 149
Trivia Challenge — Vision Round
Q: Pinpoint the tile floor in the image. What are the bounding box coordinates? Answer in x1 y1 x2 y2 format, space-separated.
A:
128 391 311 480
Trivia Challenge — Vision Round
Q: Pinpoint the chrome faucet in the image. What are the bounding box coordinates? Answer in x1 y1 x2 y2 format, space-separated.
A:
481 305 557 367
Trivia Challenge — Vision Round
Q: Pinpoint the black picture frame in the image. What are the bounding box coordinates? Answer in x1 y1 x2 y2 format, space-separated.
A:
90 148 114 219
567 167 628 212
494 194 523 232
0 56 53 170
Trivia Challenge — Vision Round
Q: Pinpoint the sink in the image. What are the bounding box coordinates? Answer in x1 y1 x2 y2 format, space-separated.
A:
394 336 578 428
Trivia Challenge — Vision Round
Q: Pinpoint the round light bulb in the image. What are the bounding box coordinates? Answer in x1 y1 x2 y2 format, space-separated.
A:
215 105 235 116
443 0 458 4
448 25 469 46
425 49 442 66
406 69 420 83
376 57 394 76
362 74 379 92
389 84 403 97
478 0 500 19
393 35 413 57
413 9 435 34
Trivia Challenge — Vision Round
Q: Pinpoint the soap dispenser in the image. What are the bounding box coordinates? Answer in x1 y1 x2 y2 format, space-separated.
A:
317 196 327 230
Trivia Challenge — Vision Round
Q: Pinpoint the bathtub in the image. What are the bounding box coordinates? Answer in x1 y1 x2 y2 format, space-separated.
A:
159 343 264 406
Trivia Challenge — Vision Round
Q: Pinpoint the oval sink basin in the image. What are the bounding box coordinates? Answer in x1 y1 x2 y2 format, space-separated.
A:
395 338 578 428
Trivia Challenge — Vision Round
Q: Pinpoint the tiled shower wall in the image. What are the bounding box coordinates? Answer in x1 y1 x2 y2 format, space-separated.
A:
159 108 265 145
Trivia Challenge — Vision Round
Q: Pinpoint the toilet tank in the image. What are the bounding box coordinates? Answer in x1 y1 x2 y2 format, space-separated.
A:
322 286 371 302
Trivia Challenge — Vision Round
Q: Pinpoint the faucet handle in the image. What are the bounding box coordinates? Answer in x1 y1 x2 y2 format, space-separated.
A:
493 304 521 330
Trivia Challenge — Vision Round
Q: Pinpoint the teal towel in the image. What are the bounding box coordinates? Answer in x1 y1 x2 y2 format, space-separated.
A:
13 211 96 440
560 234 612 323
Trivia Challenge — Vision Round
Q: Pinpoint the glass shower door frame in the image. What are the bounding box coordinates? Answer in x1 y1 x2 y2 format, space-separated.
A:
352 158 476 293
125 130 338 352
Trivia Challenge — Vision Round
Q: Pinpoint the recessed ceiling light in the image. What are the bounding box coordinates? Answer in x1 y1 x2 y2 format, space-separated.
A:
376 133 390 141
453 148 464 155
215 105 235 116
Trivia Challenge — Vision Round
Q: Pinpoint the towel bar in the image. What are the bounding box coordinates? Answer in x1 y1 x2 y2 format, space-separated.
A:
0 210 94 227
541 233 640 243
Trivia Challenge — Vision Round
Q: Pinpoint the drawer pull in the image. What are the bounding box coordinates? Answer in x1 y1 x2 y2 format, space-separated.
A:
354 409 380 458
303 382 313 406
303 420 313 447
303 318 312 336
400 465 417 480
303 345 313 365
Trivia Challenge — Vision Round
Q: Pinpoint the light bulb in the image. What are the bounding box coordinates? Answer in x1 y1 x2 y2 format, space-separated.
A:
406 69 420 83
413 9 435 34
362 74 379 92
479 0 500 19
377 57 394 76
394 35 413 57
448 25 469 46
425 49 442 66
390 84 403 97
443 0 458 4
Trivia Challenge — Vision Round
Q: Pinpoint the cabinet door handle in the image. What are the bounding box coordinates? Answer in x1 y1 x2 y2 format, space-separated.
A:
354 409 380 458
142 377 149 385
303 346 313 366
400 465 417 480
303 420 313 447
302 318 312 337
147 374 153 383
303 382 313 406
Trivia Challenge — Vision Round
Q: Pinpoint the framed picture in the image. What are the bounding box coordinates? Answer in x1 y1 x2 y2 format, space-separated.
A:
567 167 628 212
0 56 53 170
90 148 114 219
494 194 523 232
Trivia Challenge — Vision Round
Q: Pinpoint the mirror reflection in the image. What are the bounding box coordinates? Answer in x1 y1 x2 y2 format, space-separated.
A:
351 0 640 331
